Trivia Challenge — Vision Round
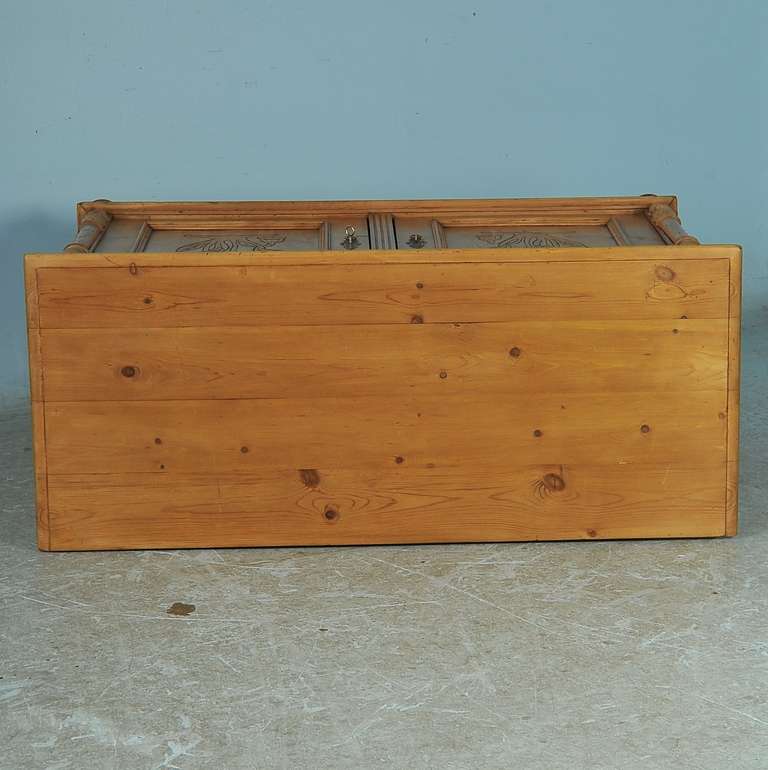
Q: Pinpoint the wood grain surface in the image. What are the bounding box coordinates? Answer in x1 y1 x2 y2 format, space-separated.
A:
39 319 727 401
36 258 729 328
43 390 726 475
47 464 726 550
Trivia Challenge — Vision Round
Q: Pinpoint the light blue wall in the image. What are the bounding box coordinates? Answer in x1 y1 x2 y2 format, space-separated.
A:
1 1 765 399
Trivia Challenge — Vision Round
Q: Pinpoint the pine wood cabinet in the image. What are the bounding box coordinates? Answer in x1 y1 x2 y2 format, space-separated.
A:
25 196 741 550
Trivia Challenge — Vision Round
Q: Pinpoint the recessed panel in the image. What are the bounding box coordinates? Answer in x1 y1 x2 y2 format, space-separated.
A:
122 218 371 252
445 225 614 248
145 227 321 252
394 219 618 249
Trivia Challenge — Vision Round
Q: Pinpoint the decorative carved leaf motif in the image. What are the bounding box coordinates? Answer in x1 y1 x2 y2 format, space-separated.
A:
176 234 288 252
477 231 586 248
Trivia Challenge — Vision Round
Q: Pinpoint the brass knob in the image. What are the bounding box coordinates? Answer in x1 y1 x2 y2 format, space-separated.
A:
340 226 359 250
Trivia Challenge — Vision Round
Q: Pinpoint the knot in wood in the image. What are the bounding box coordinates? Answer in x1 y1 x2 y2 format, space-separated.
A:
655 265 676 282
542 473 566 492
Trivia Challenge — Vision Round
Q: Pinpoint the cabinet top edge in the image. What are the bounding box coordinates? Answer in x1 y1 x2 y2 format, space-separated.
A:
24 244 742 269
76 195 680 223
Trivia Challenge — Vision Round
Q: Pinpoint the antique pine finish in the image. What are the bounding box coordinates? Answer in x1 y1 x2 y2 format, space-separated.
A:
24 196 741 550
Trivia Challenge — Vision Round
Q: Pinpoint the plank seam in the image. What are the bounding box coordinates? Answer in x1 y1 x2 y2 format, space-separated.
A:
34 318 733 332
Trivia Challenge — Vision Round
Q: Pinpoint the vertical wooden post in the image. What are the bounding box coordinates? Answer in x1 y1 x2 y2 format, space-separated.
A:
646 204 699 245
64 209 112 252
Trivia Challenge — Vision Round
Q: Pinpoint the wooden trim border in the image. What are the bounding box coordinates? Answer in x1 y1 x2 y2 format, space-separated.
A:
725 247 742 535
24 258 51 550
76 195 681 227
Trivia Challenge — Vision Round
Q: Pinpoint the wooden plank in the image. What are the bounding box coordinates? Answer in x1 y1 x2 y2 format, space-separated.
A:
46 463 726 550
39 319 729 402
44 391 727 476
36 258 730 329
725 248 742 535
26 245 734 271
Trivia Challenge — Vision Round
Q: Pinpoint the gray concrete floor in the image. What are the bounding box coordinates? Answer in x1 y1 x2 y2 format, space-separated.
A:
1 328 766 770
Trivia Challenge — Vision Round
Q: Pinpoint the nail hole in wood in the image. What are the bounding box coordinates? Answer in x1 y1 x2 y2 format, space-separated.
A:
154 437 162 445
143 297 153 305
509 347 522 358
240 446 249 453
411 314 424 324
439 370 448 379
586 529 597 538
640 424 651 434
533 429 543 438
395 456 404 464
416 282 424 289
120 365 138 378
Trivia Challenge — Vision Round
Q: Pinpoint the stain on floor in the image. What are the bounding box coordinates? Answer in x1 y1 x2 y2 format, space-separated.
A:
166 601 196 616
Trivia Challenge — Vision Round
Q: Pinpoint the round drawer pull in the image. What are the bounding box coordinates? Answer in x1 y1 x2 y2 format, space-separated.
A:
340 226 360 250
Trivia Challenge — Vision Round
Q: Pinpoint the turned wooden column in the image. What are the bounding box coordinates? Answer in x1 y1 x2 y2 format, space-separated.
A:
63 209 112 252
646 203 699 245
